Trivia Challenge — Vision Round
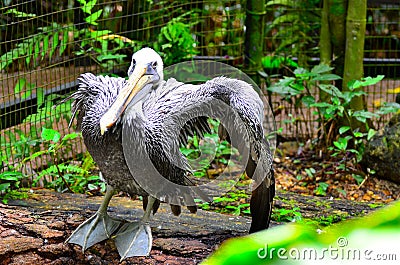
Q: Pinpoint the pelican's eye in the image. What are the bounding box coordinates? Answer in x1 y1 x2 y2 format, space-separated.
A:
151 61 157 69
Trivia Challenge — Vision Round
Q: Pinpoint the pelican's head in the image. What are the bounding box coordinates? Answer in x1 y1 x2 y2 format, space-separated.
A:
99 48 164 134
127 47 164 84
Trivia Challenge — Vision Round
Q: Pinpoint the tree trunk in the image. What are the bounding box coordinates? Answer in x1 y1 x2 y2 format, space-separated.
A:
320 0 332 66
328 0 347 89
319 0 333 103
342 0 367 130
244 0 266 87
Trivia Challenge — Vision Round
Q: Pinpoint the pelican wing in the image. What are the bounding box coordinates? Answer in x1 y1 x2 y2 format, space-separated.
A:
124 76 274 231
59 73 127 129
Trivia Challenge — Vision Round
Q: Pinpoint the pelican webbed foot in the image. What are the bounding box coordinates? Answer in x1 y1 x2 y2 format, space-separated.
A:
66 185 121 251
113 222 152 260
66 210 122 250
113 196 156 260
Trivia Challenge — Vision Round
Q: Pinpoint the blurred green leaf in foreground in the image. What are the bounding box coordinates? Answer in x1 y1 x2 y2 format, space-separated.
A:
203 200 400 265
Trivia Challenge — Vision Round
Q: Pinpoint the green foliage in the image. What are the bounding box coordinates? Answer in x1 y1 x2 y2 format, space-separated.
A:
0 170 25 203
268 64 399 183
77 0 103 26
0 128 104 203
180 119 234 179
154 18 198 65
195 190 251 216
1 81 73 177
272 206 302 222
25 92 71 129
74 0 138 71
23 128 104 193
1 0 136 72
2 129 41 162
203 200 400 265
261 55 298 70
314 181 329 196
13 78 36 100
0 22 68 70
266 0 321 66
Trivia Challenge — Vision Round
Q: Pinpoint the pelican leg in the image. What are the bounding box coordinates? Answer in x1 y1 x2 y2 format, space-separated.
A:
66 185 122 251
113 196 155 260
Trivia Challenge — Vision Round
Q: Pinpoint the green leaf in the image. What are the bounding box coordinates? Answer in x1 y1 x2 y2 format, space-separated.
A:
313 74 341 81
81 0 97 14
266 0 292 7
0 183 11 192
305 168 315 177
34 40 40 65
60 29 69 55
333 136 351 150
293 67 308 75
267 83 301 96
41 128 61 143
353 131 364 138
162 28 172 41
85 9 102 26
348 75 385 89
49 32 59 61
318 84 343 98
42 35 49 58
271 13 299 26
311 102 332 108
333 140 346 150
339 126 351 135
25 39 34 66
24 150 48 162
377 102 400 115
261 56 281 69
62 132 79 142
180 148 195 156
0 51 13 70
5 9 36 18
14 78 26 94
76 0 87 6
352 174 365 185
315 182 329 196
360 75 385 86
96 54 126 62
90 29 111 39
348 80 361 90
311 64 334 74
352 110 379 122
36 87 45 108
367 129 376 141
301 95 315 107
0 171 24 181
23 83 35 100
88 183 98 190
290 81 305 91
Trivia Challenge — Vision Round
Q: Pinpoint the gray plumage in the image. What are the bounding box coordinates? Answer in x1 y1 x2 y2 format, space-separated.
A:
62 48 274 259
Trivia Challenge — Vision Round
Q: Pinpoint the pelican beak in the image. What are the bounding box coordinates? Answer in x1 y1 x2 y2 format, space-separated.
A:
100 63 159 135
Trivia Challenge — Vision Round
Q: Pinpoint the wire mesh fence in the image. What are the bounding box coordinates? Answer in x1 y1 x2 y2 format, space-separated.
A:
1 0 399 171
263 0 399 140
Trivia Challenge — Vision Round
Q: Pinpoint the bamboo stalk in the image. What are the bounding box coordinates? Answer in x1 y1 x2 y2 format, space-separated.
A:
343 0 367 130
329 0 347 82
244 0 266 86
320 0 333 106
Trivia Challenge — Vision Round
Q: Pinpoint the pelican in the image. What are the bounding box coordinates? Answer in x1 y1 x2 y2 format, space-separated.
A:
62 47 275 260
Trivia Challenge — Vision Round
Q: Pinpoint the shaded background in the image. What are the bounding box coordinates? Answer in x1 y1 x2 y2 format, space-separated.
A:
0 0 399 170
